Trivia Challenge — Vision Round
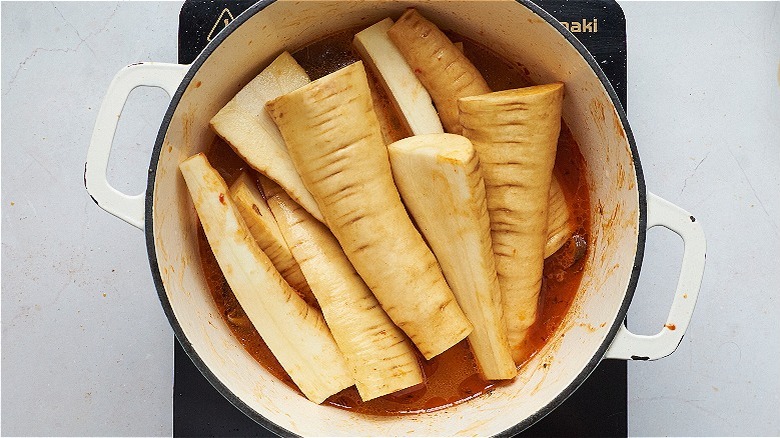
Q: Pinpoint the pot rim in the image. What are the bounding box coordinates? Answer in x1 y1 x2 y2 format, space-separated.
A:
144 1 647 436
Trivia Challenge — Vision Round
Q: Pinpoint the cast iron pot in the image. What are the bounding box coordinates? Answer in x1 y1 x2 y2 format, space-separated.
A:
85 1 706 435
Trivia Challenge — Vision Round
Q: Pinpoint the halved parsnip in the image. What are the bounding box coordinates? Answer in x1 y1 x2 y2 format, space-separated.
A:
353 18 443 136
545 177 574 258
388 133 517 380
459 84 564 362
266 61 472 359
388 9 490 135
228 172 316 307
179 153 352 403
210 52 323 222
262 177 424 401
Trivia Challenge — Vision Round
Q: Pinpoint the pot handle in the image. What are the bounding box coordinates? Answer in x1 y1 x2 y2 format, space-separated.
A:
85 62 189 230
604 192 706 360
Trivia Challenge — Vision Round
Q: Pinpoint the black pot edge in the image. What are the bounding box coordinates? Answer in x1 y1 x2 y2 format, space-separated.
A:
144 1 647 437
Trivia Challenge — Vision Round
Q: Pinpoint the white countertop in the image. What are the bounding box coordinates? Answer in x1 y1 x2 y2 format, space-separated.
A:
2 2 778 436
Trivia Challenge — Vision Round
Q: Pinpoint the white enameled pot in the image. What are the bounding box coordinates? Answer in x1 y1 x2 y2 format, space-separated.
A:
85 1 706 435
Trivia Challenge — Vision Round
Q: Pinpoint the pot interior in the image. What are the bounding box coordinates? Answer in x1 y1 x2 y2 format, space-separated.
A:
149 0 642 435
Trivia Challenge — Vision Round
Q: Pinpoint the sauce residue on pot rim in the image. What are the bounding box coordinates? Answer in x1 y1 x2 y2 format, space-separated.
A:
197 27 590 416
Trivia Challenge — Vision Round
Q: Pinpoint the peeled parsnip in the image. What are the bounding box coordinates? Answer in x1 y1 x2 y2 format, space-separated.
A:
179 153 352 403
388 9 490 135
262 178 424 401
545 177 574 258
210 52 323 222
388 133 517 380
228 172 316 307
459 84 564 362
353 18 443 136
266 61 472 359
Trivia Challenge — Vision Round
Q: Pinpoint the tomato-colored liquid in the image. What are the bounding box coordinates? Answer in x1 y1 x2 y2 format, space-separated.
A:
197 27 590 416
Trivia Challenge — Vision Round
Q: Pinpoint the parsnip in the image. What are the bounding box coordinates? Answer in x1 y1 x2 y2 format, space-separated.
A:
459 84 564 362
388 9 490 135
263 178 424 401
354 18 443 136
266 61 472 359
545 177 574 258
388 133 516 380
228 172 316 307
210 52 323 222
179 153 352 403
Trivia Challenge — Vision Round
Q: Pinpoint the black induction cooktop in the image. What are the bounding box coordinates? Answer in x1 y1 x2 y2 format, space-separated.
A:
173 2 629 436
